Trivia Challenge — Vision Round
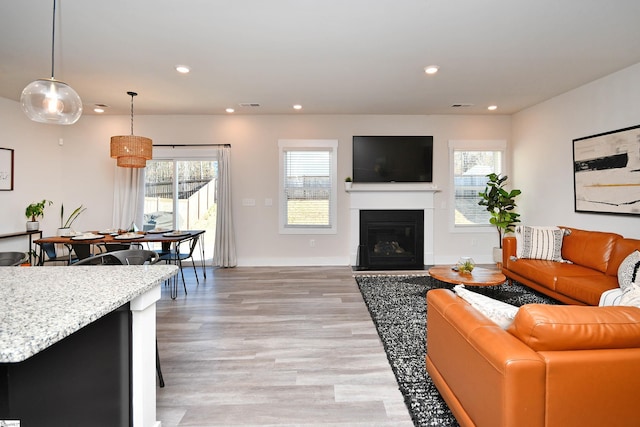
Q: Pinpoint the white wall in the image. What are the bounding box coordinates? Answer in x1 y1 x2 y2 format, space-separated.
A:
0 102 512 264
512 62 640 238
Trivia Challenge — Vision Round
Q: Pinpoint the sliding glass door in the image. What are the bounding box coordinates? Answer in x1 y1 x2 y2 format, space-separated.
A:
144 159 217 263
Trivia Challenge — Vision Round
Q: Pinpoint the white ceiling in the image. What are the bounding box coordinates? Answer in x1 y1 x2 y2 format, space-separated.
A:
1 0 640 116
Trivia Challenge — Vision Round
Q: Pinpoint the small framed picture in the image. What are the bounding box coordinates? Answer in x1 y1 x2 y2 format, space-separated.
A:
0 148 14 191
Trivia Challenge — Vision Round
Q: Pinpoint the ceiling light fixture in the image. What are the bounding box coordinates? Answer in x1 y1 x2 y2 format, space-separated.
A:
175 65 191 74
488 105 498 111
293 104 302 110
20 0 82 125
110 92 152 168
225 108 235 113
424 65 440 75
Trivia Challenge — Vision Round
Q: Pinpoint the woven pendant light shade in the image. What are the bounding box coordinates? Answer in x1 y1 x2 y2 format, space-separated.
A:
110 135 152 168
111 92 152 168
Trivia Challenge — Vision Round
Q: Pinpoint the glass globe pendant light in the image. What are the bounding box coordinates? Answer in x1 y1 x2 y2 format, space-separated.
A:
20 0 82 125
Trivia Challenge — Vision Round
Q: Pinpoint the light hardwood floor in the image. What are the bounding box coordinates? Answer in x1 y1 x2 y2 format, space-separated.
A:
156 266 414 427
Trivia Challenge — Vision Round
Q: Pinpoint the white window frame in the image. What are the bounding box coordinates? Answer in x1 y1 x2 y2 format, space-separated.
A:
278 139 338 235
448 139 507 233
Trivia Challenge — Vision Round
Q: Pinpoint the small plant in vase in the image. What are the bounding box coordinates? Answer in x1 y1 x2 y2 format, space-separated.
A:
25 200 52 231
58 204 87 236
344 176 353 191
456 257 476 274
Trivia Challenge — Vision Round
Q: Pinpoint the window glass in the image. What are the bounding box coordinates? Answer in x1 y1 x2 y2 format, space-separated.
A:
278 140 338 234
449 140 506 229
144 158 217 261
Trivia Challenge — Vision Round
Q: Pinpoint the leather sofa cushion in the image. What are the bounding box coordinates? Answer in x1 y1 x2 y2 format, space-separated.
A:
505 258 602 291
508 304 640 351
606 238 640 276
560 227 621 273
555 275 619 306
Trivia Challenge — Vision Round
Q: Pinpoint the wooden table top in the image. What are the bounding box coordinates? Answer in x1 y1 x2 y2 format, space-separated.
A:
428 265 506 287
34 230 204 245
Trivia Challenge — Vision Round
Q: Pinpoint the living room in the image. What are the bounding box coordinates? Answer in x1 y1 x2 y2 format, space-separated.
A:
1 3 640 260
1 65 639 260
3 2 640 426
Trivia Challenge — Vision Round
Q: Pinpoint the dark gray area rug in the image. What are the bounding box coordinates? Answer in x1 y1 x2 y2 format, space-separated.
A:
355 274 559 427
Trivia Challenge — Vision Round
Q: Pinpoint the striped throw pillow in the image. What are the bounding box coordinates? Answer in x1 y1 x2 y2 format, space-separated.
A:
515 226 565 262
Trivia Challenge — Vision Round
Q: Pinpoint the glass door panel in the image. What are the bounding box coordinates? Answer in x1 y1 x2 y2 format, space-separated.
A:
144 159 217 263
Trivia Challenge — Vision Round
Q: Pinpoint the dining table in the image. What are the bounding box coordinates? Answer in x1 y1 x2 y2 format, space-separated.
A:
34 229 207 291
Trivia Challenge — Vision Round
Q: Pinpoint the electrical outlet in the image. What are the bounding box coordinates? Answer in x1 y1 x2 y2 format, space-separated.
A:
309 239 315 247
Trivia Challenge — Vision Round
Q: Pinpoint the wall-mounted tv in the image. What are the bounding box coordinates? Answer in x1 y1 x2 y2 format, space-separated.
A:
352 135 433 183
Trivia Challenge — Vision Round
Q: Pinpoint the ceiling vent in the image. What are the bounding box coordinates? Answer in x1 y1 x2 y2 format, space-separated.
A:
239 103 261 107
451 103 474 108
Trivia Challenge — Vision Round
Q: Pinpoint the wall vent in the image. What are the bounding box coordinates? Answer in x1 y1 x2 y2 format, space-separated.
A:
451 103 474 108
239 103 261 107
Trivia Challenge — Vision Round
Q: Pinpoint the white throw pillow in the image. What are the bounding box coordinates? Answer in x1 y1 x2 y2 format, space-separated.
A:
599 288 625 306
619 283 640 307
617 250 640 292
453 285 519 329
515 225 565 262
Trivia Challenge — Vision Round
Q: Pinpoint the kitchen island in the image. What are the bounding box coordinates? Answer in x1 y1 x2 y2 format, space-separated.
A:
0 265 178 427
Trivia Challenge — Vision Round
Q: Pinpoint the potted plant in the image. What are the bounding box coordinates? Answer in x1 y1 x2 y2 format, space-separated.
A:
344 176 353 191
25 200 52 231
478 173 521 263
58 204 87 236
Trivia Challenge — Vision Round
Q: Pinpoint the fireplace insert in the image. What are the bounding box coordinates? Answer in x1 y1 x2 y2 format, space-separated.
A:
357 209 424 270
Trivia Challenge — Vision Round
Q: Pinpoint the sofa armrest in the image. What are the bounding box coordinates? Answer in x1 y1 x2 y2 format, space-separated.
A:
508 304 640 351
427 289 545 427
502 236 517 267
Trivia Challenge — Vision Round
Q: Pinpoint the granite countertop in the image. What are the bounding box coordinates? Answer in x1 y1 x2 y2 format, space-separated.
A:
0 265 178 363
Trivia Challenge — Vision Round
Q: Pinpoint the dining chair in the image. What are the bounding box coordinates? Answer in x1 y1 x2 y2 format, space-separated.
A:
0 251 28 266
100 242 144 253
40 242 77 265
72 249 165 387
109 249 160 265
71 252 121 265
158 235 201 295
71 243 93 262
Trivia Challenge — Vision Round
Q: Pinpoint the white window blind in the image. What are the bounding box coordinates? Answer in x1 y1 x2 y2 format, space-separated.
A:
449 140 506 229
278 140 338 234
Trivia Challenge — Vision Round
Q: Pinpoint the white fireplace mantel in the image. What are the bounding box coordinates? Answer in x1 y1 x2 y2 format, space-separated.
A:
347 183 439 266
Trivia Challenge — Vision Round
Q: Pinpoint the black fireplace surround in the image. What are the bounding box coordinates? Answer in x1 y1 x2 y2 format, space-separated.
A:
357 209 424 270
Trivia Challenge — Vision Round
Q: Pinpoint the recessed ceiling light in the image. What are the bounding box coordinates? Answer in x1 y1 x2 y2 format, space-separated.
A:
175 65 191 74
293 104 302 110
225 108 235 113
424 65 439 75
488 105 498 111
93 103 108 113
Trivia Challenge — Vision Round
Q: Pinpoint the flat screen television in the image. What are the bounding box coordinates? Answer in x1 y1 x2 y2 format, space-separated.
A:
352 135 433 183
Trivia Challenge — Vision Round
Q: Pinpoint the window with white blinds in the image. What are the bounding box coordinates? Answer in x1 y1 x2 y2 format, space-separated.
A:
449 140 506 231
278 140 338 234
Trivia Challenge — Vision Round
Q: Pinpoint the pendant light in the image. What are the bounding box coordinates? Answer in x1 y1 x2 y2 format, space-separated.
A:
20 0 82 125
110 92 153 168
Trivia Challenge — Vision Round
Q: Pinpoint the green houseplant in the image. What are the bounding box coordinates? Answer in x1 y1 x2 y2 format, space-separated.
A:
25 199 52 231
58 204 87 235
478 173 521 249
344 176 353 191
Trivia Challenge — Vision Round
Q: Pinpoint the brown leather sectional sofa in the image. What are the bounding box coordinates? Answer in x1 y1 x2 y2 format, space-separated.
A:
426 289 640 427
426 227 640 426
502 227 640 305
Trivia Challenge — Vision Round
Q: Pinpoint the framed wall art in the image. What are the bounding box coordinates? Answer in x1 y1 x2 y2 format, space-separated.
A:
573 124 640 215
0 148 14 191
